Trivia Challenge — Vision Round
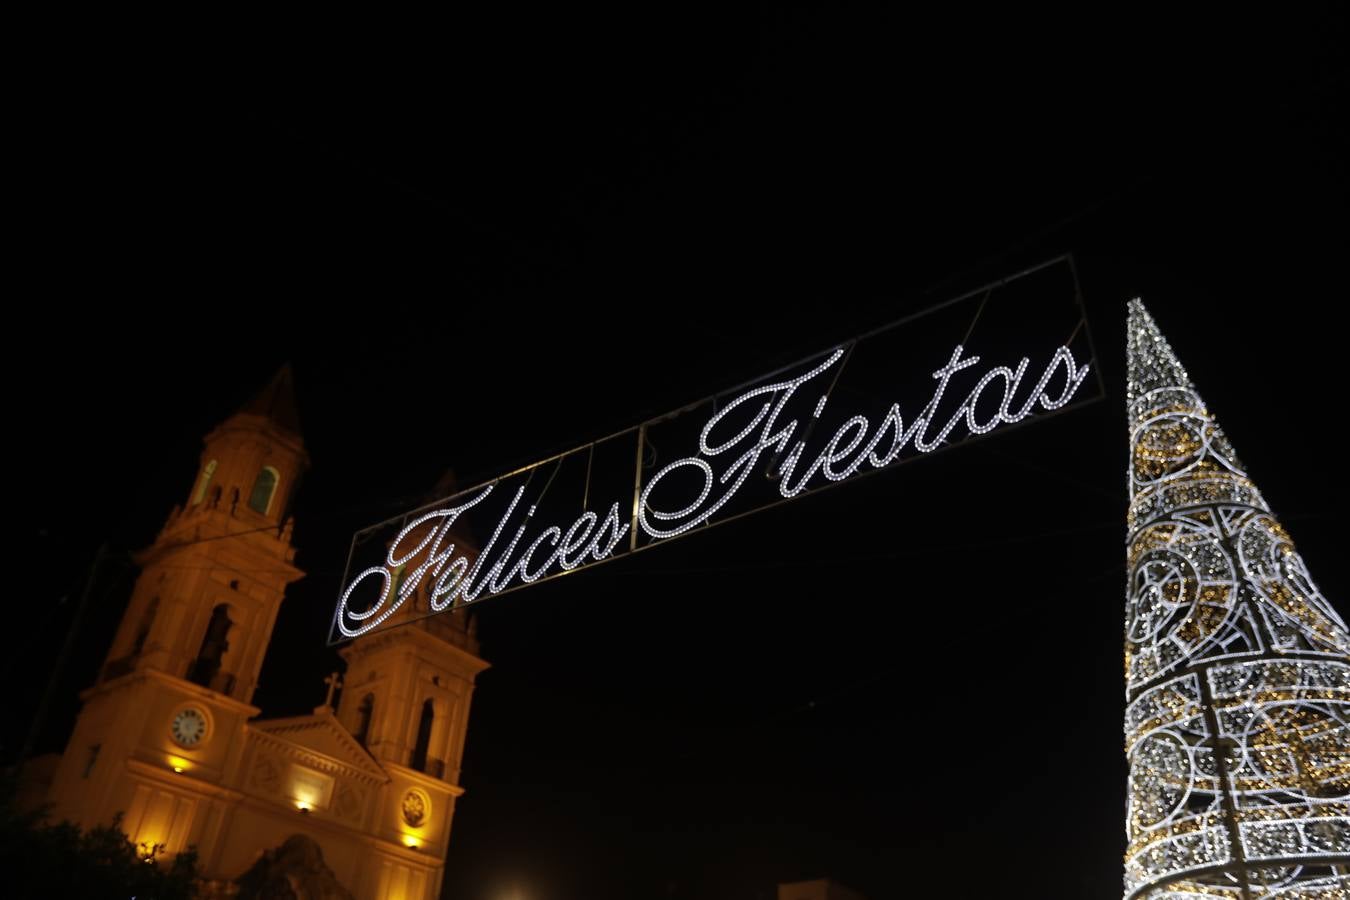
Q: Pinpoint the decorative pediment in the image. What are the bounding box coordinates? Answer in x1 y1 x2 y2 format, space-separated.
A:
248 710 388 785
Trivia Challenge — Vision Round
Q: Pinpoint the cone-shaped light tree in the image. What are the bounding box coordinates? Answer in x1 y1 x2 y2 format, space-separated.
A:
1124 301 1350 898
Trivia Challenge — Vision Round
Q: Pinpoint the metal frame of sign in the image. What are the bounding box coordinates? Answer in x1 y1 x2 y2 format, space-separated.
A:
329 254 1103 644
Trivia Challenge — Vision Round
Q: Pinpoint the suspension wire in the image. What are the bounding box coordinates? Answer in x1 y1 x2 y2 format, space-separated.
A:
960 288 993 347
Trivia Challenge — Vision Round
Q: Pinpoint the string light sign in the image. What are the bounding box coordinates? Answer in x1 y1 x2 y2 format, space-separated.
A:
330 255 1102 642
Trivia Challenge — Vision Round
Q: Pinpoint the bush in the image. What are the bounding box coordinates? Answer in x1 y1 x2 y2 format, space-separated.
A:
0 795 200 900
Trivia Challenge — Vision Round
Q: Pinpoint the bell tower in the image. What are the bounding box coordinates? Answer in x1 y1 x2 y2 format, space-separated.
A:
96 364 306 701
46 365 308 852
337 612 485 783
333 502 489 877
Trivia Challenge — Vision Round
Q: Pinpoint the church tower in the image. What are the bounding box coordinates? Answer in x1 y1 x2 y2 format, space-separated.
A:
46 365 308 859
1122 302 1349 898
332 488 489 895
337 613 483 787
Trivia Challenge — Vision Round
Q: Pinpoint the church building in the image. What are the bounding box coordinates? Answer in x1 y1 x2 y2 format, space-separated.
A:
36 367 488 899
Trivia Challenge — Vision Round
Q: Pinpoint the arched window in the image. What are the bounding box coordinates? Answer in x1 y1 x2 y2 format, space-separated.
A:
131 596 159 657
248 467 279 515
411 699 434 772
354 693 375 747
189 604 233 690
191 460 218 506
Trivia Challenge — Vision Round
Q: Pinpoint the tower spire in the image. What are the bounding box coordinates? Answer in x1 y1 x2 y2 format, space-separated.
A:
240 362 302 437
1122 300 1349 898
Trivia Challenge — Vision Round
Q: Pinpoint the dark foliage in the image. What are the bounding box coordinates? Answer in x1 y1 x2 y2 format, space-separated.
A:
0 782 199 900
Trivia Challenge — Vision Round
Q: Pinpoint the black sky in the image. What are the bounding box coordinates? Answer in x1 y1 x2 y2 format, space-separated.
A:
12 9 1350 900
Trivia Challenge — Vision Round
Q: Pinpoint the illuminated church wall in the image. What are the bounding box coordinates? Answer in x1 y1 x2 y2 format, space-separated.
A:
38 366 487 900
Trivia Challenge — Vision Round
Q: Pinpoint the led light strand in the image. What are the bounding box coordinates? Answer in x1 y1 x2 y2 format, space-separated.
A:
641 342 1090 536
336 340 1092 637
1121 300 1350 899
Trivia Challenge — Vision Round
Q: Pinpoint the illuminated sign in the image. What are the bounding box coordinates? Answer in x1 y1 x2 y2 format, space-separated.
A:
331 256 1101 642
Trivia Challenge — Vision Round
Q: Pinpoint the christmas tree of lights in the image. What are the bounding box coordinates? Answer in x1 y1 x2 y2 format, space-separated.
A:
1124 301 1350 899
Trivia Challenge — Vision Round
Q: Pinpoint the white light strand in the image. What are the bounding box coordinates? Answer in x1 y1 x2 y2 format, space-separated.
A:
641 342 1090 536
336 341 1092 636
336 486 494 637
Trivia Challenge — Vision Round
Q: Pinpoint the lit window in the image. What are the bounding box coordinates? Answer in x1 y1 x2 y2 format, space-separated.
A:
248 467 279 515
191 460 218 506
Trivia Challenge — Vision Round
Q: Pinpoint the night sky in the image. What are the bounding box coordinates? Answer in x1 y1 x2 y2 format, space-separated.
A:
12 10 1349 900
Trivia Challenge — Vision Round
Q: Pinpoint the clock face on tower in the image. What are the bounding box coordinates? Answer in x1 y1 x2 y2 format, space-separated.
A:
170 708 208 747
